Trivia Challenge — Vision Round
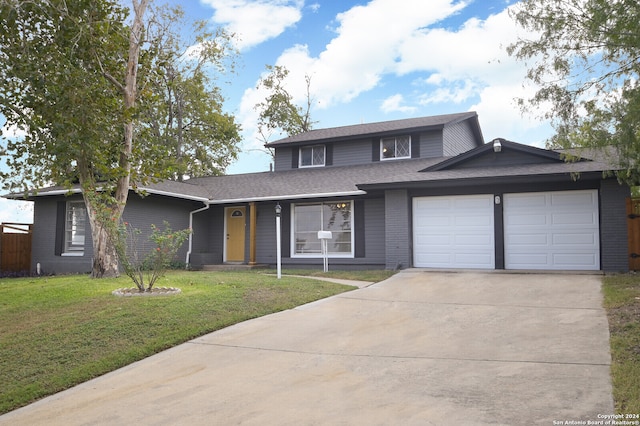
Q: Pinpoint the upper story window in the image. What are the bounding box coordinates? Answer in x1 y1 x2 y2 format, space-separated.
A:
299 145 325 167
64 201 87 255
381 136 411 160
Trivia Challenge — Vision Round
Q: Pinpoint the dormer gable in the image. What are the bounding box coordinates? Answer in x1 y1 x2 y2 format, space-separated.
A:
421 138 587 172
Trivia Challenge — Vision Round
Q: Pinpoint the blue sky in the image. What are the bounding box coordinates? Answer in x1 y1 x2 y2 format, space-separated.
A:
1 0 555 222
185 0 553 174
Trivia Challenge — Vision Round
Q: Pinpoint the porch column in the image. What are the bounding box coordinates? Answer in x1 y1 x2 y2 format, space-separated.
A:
249 202 257 265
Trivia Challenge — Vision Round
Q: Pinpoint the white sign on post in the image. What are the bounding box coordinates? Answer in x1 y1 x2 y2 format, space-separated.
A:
317 231 332 272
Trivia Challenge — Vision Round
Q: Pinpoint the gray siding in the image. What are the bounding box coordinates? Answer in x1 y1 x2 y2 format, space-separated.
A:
32 193 199 275
363 197 385 263
122 195 197 265
190 206 225 267
332 138 372 166
31 195 93 274
255 202 278 265
274 130 449 170
384 189 411 269
419 130 443 158
599 179 630 272
443 120 480 156
274 147 293 171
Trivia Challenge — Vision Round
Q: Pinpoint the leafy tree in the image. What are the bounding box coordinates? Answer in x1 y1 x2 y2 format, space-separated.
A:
0 0 150 277
255 65 315 145
507 0 640 184
0 0 240 277
139 6 241 181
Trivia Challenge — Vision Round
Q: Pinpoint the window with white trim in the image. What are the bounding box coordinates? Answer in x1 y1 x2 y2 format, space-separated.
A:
292 201 353 257
299 145 325 167
381 135 411 160
64 201 87 255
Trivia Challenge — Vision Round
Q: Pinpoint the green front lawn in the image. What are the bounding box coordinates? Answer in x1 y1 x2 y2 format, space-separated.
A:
602 274 640 413
0 270 361 414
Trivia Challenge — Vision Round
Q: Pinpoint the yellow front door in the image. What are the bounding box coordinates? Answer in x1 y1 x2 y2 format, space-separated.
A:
225 207 246 262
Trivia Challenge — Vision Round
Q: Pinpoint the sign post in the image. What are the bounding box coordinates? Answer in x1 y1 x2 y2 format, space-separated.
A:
317 230 332 272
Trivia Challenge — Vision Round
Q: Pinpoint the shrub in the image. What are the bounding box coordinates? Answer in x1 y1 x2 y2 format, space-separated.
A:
114 221 190 292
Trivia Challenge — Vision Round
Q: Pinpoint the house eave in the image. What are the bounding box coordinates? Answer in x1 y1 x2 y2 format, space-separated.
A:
207 190 368 205
357 171 607 191
4 187 210 203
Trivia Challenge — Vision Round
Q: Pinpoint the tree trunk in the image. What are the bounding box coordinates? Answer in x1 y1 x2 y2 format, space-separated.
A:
90 216 119 278
83 193 120 278
85 0 150 278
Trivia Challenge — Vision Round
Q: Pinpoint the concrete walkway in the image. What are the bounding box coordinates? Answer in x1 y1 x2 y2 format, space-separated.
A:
0 270 613 425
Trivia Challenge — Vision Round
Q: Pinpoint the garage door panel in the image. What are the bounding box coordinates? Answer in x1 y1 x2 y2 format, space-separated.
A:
454 253 494 266
508 253 550 265
416 234 451 245
413 194 494 269
420 215 453 226
552 233 597 245
455 216 492 227
508 233 549 245
504 190 599 270
550 191 596 207
455 234 493 245
553 253 598 266
551 212 597 226
506 193 547 208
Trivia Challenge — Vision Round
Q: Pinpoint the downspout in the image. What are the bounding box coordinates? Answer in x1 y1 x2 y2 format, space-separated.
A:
186 202 210 268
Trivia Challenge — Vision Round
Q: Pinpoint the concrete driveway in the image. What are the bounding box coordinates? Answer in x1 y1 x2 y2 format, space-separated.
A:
0 270 613 425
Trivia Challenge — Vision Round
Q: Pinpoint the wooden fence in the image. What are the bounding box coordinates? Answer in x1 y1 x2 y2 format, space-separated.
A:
0 223 32 273
627 198 640 270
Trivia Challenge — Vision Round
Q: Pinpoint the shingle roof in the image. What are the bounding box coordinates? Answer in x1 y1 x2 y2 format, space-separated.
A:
265 111 481 146
183 145 618 202
5 144 621 204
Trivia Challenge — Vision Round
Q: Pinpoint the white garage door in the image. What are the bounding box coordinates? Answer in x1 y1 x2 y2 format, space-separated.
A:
504 190 600 270
413 194 495 269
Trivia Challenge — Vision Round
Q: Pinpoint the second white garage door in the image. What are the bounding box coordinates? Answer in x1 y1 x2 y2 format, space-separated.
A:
504 190 600 270
413 194 495 269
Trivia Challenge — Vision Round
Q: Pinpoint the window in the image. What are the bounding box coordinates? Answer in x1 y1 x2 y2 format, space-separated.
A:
381 136 411 160
292 201 353 257
64 201 87 255
299 145 325 167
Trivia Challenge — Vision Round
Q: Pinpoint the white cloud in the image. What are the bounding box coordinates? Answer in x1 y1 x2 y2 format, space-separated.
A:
201 0 304 50
0 198 33 224
237 0 470 143
236 0 554 154
381 94 417 114
418 79 480 105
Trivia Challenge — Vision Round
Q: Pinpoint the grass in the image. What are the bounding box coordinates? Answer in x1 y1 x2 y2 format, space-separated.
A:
280 268 397 283
602 274 640 413
0 270 375 415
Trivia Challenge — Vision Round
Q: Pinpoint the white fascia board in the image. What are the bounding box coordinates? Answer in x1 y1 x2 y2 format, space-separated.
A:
6 187 210 203
6 188 365 204
207 190 367 205
4 188 82 199
141 188 210 203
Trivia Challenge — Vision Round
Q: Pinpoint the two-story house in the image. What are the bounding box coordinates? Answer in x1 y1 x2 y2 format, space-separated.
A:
9 111 630 274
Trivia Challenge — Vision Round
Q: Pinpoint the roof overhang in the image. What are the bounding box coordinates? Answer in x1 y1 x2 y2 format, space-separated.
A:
207 190 367 205
3 186 210 203
357 171 606 192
